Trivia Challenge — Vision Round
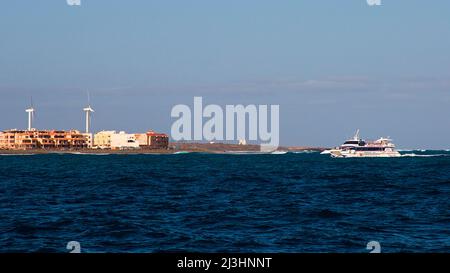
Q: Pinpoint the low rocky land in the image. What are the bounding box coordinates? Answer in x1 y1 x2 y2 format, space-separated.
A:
0 143 326 154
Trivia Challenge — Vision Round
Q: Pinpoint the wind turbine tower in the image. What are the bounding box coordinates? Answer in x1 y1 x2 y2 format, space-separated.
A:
25 97 35 131
83 92 95 134
83 92 95 148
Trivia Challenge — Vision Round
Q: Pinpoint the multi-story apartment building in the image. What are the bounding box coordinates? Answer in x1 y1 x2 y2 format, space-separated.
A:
0 129 88 150
135 131 169 149
93 130 116 149
110 131 140 150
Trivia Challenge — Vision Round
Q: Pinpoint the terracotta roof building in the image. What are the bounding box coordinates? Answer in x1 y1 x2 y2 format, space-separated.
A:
0 129 88 150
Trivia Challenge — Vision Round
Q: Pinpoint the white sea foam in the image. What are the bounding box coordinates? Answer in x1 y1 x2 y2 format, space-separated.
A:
401 153 449 157
271 151 288 155
52 152 112 156
222 151 269 155
293 150 318 154
0 154 35 156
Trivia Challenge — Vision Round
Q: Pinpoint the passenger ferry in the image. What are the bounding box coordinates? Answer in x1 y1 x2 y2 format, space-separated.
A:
321 130 401 158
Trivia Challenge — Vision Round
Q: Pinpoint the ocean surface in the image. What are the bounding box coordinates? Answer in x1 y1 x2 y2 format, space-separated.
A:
1 151 449 253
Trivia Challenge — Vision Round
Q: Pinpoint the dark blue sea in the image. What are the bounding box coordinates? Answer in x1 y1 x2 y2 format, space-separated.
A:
1 151 450 253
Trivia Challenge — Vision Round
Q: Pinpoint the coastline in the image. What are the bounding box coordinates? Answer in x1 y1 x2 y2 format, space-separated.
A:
0 143 327 155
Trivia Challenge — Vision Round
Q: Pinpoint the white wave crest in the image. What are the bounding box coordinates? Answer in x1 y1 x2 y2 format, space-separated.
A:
401 153 449 157
271 151 288 155
0 154 35 156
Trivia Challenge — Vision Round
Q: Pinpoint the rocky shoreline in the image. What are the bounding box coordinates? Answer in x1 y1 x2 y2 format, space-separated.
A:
0 143 326 155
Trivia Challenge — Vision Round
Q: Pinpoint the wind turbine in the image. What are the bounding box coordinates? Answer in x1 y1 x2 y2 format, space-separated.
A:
83 91 94 134
25 97 35 131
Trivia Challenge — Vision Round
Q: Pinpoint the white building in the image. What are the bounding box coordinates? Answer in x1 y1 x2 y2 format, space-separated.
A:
238 139 247 145
110 131 140 150
94 130 116 149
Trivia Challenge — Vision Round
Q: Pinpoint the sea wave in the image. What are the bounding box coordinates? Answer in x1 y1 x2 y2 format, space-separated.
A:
0 154 35 156
271 151 288 155
293 150 319 154
173 151 191 154
223 151 267 155
1 152 450 252
401 153 450 157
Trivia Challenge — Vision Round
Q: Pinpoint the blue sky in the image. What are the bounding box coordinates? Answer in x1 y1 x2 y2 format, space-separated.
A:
1 0 450 148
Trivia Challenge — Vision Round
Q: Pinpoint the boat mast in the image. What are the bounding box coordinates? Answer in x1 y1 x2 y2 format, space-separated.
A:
353 129 360 141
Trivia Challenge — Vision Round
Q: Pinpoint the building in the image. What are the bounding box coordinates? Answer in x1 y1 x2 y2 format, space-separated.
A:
110 131 140 150
0 129 88 150
93 130 116 149
135 131 169 149
135 133 148 147
147 131 169 149
82 133 93 148
238 139 247 145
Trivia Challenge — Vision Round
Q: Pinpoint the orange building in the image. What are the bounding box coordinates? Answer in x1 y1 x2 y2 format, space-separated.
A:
135 131 169 149
0 129 88 150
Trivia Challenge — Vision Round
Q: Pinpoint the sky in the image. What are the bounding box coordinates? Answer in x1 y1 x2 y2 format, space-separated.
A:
1 0 450 149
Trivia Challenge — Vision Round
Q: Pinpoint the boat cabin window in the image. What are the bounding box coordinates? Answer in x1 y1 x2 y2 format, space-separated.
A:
352 147 386 151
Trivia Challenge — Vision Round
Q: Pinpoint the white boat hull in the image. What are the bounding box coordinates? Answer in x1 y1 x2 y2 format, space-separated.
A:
330 149 401 158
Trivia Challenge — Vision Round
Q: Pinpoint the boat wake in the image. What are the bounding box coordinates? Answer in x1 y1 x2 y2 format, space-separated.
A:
401 153 450 157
